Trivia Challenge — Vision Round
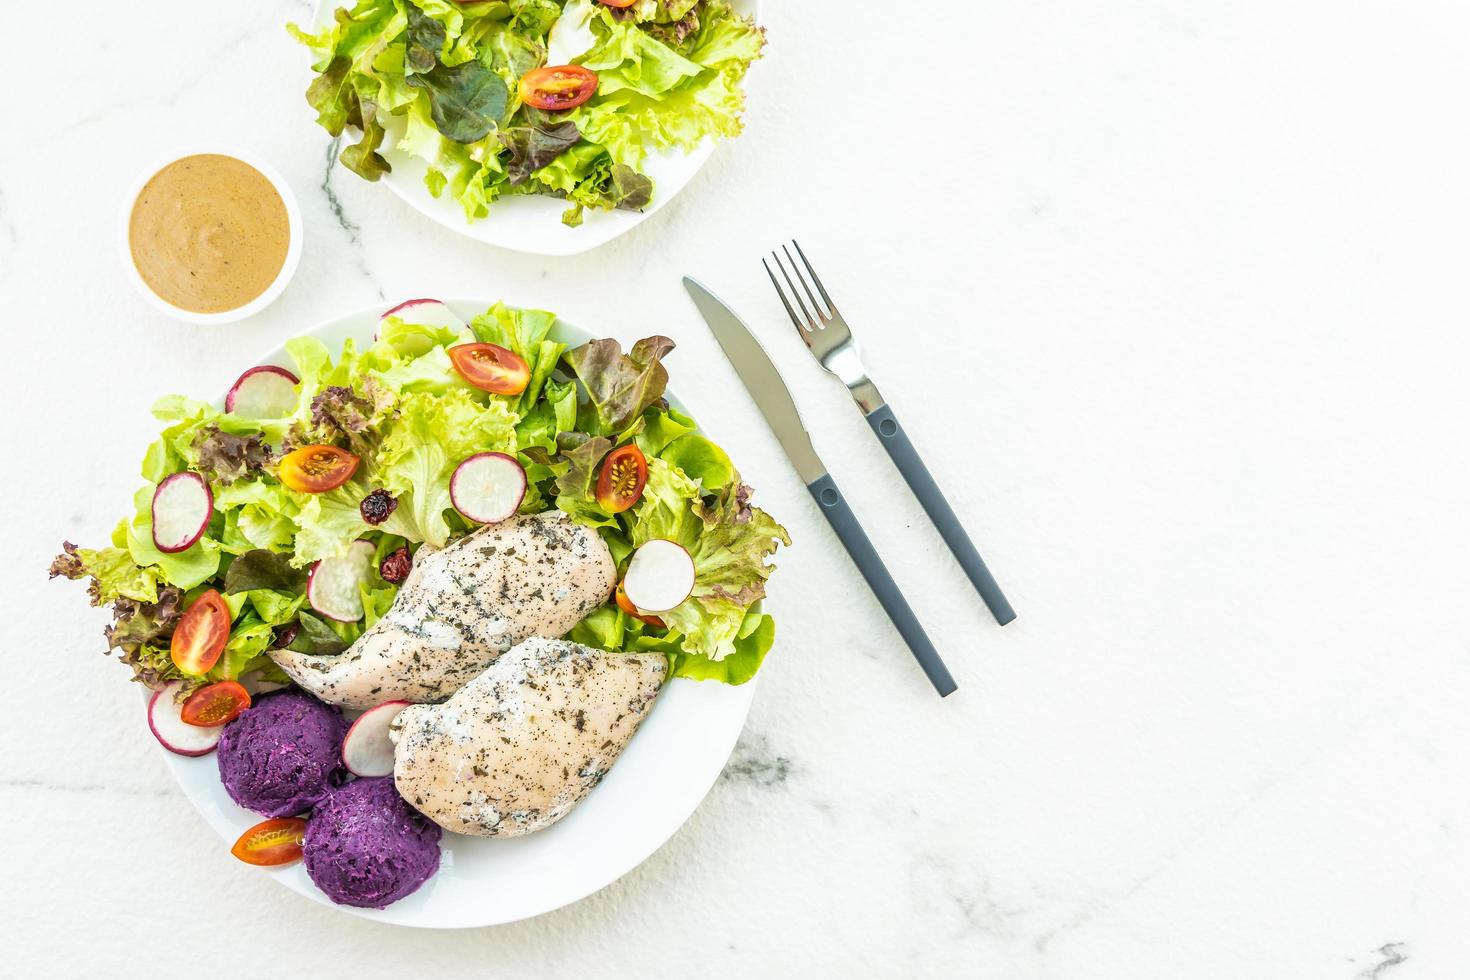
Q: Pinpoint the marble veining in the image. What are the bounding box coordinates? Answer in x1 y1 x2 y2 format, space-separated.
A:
720 732 793 787
320 138 386 301
1355 943 1408 979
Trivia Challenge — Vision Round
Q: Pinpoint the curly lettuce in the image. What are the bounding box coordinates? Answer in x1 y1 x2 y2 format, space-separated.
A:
51 301 788 689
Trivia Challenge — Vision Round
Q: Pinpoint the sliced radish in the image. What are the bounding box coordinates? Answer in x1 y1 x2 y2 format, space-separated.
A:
225 365 300 418
342 700 412 777
152 472 213 554
623 539 696 613
148 681 222 756
379 299 465 334
450 452 526 524
307 539 377 622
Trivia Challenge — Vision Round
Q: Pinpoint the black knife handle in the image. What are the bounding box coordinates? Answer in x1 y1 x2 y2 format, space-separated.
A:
806 473 957 697
865 404 1016 626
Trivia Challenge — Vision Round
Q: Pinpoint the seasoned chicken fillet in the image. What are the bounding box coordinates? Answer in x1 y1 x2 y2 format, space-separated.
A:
270 512 616 709
389 637 667 837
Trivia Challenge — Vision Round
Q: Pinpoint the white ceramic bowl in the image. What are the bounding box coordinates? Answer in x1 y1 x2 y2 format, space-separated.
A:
118 145 304 325
307 0 762 256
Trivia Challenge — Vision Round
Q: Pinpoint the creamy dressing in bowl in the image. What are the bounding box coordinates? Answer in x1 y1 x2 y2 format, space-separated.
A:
119 147 302 324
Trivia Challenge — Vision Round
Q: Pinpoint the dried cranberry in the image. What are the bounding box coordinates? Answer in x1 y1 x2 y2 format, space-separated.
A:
359 489 397 525
380 546 413 584
271 623 299 649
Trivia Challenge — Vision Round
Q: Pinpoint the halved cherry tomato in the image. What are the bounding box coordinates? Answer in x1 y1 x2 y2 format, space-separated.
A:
170 589 231 675
616 581 666 629
278 444 360 493
180 680 251 727
231 817 308 867
599 0 637 7
520 65 599 111
596 444 647 513
449 343 531 395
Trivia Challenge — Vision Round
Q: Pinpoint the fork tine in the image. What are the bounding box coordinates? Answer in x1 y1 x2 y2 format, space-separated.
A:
790 240 836 314
763 258 813 341
782 244 828 321
772 249 822 331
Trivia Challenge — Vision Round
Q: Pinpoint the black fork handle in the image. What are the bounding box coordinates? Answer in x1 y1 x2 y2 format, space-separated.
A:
807 473 957 697
866 404 1016 626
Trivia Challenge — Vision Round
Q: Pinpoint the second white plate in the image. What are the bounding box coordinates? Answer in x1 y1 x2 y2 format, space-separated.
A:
308 1 762 256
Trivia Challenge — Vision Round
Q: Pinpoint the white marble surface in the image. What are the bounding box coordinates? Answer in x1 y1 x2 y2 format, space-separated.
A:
5 1 1470 976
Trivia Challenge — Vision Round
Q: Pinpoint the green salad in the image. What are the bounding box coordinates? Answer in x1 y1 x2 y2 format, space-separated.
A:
51 300 788 693
291 0 764 226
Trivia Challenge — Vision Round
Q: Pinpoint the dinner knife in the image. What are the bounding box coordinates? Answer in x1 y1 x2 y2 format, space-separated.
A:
683 277 957 697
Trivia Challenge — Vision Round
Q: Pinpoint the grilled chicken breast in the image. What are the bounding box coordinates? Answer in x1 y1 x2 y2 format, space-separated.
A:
270 512 616 709
390 637 667 837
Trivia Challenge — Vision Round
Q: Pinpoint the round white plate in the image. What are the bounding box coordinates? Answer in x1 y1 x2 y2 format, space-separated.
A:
308 1 762 256
156 299 758 927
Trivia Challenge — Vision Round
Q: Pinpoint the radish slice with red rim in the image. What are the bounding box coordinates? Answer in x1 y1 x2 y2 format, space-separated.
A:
623 539 696 613
151 472 213 554
307 539 377 622
225 365 300 418
451 452 526 524
148 681 223 756
379 299 465 332
342 700 412 777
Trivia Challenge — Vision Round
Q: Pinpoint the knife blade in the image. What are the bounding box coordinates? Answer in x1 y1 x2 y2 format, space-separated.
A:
682 278 826 485
681 277 958 697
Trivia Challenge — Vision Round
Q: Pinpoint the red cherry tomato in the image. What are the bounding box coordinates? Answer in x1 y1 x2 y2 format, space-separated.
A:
170 590 232 676
278 445 360 493
599 0 637 7
180 680 251 727
231 817 308 867
616 581 666 629
520 65 599 111
596 444 648 513
449 343 531 395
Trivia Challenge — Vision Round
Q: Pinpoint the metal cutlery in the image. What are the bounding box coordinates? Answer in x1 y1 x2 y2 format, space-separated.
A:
682 277 958 697
764 241 1017 627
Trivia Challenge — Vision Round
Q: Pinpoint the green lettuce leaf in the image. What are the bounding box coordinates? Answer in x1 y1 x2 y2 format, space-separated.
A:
580 15 704 98
247 589 305 627
469 302 565 412
207 616 276 682
635 405 696 456
293 487 372 567
624 458 788 661
287 612 351 656
660 432 734 491
629 457 702 546
49 541 160 605
374 389 518 546
646 608 775 684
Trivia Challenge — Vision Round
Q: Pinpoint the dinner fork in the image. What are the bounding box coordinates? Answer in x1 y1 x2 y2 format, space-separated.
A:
764 241 1017 626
